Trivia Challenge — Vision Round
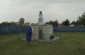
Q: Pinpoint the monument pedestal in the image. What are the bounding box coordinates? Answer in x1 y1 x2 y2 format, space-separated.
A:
32 24 55 42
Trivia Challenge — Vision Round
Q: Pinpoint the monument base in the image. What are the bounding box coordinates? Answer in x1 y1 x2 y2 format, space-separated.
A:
32 24 58 42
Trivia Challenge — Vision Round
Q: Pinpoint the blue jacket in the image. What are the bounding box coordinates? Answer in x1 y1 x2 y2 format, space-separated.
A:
26 26 32 42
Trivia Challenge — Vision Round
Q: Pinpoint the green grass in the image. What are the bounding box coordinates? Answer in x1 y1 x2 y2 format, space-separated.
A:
0 32 85 55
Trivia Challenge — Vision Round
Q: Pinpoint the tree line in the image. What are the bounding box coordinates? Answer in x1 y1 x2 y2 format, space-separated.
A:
46 12 85 27
0 18 25 26
0 12 85 26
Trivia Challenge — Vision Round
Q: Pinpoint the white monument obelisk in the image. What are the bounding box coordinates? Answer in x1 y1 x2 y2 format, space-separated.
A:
38 11 44 40
38 11 44 25
32 11 58 42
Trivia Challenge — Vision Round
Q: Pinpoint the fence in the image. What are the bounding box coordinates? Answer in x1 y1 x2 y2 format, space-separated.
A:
0 26 85 34
54 26 85 32
0 26 29 34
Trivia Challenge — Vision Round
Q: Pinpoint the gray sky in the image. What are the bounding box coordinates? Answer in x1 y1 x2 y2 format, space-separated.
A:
0 0 85 23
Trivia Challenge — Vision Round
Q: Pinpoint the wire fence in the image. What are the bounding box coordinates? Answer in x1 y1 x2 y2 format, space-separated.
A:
0 26 29 34
54 26 85 32
0 26 85 35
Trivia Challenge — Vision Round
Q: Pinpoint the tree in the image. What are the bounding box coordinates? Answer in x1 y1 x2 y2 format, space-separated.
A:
71 21 76 26
0 22 16 26
62 19 70 26
77 12 85 26
53 20 58 27
45 19 58 27
45 20 53 25
19 18 25 25
76 20 81 26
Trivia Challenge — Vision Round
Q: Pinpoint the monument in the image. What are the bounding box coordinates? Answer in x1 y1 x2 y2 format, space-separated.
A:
38 11 44 25
38 11 44 40
32 11 58 42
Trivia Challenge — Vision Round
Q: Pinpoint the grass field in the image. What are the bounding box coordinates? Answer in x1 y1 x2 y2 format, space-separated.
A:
0 32 85 55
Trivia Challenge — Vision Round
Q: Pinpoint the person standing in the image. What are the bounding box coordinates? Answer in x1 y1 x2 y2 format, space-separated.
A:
26 25 32 46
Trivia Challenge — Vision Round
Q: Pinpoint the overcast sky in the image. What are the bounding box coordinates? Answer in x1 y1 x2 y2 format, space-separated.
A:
0 0 85 23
